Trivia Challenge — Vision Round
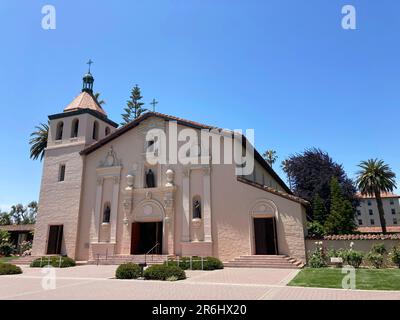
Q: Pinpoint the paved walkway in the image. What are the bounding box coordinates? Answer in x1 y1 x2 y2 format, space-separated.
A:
0 266 399 300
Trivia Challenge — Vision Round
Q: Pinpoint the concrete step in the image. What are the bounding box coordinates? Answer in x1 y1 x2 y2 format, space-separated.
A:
9 256 37 265
87 255 170 266
224 262 301 269
224 255 304 269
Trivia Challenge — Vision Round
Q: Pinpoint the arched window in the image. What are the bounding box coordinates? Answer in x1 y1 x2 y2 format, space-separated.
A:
193 196 202 219
103 203 111 223
55 121 64 140
71 119 79 138
92 121 99 140
105 127 110 136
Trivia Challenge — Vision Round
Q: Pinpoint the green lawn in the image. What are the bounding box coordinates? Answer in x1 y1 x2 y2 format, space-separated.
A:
288 268 400 291
0 256 19 264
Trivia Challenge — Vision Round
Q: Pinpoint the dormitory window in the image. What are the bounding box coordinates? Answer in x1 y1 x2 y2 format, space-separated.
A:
394 218 398 225
58 165 66 182
105 127 110 136
92 121 99 140
71 119 79 138
367 200 372 206
357 210 361 216
369 209 373 215
370 219 375 225
56 121 64 140
358 219 363 225
392 209 396 215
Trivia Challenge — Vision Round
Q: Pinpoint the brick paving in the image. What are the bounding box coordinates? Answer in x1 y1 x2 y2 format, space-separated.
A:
0 265 399 300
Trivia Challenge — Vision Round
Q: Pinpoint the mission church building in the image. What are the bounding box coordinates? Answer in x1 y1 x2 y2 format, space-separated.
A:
32 69 308 266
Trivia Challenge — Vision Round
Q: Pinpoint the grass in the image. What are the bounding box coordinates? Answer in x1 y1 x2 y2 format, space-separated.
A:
288 268 400 291
0 256 19 264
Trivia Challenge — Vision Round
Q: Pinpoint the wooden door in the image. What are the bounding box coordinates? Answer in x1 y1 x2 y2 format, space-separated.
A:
47 225 63 255
254 218 278 255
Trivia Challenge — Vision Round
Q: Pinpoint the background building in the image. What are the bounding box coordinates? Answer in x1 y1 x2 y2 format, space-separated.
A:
356 192 400 233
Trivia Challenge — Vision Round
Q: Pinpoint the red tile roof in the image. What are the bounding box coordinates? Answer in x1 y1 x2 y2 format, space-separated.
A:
237 177 309 206
319 233 400 240
0 224 35 232
64 91 106 116
358 226 400 233
356 192 400 199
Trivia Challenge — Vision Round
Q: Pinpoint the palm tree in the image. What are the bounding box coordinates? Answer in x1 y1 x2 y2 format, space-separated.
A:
94 92 106 105
29 123 49 161
356 159 397 233
263 150 278 167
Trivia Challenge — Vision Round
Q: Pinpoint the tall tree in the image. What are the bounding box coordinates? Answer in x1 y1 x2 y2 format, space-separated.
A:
0 211 12 226
285 148 357 216
94 92 106 106
121 85 147 125
263 150 278 167
8 202 37 225
313 193 327 224
324 177 356 234
356 159 397 234
29 122 49 161
281 159 292 190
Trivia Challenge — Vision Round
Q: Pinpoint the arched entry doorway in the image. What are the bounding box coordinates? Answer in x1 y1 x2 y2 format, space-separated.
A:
250 200 279 255
131 199 164 254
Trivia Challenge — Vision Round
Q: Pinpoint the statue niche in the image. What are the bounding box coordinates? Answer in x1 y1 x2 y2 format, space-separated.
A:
193 199 202 219
145 169 156 188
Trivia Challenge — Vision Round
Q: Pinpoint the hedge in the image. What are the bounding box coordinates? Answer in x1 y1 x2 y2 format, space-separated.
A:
0 263 22 275
30 256 76 268
144 264 186 281
116 263 141 279
165 256 224 270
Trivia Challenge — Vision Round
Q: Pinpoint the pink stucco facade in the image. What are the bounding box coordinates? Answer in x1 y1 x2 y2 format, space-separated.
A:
32 95 308 263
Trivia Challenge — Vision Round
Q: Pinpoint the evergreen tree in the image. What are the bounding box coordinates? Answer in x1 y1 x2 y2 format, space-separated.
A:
324 177 356 234
313 193 327 224
121 85 147 125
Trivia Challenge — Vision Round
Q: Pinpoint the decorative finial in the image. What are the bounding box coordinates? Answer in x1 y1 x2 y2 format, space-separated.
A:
82 59 95 93
150 98 159 112
87 59 93 73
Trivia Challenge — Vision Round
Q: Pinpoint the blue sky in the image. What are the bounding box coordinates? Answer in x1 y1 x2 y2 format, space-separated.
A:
0 0 399 210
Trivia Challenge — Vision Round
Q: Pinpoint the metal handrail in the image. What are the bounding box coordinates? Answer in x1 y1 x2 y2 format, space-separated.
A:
144 242 160 265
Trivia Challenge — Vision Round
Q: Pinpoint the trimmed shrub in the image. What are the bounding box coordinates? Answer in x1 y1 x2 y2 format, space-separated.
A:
165 256 223 271
0 263 22 275
202 257 224 270
371 243 386 255
346 250 364 268
0 242 15 257
307 221 326 238
144 264 186 281
30 256 76 268
367 252 384 269
116 263 141 279
390 246 400 268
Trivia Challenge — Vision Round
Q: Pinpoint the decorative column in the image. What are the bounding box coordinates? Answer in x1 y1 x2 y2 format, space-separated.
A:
110 176 121 243
121 173 134 255
203 166 212 242
164 190 175 254
181 167 190 242
91 177 104 243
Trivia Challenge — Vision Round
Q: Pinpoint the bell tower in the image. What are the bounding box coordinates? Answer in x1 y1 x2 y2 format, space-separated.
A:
32 62 118 259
